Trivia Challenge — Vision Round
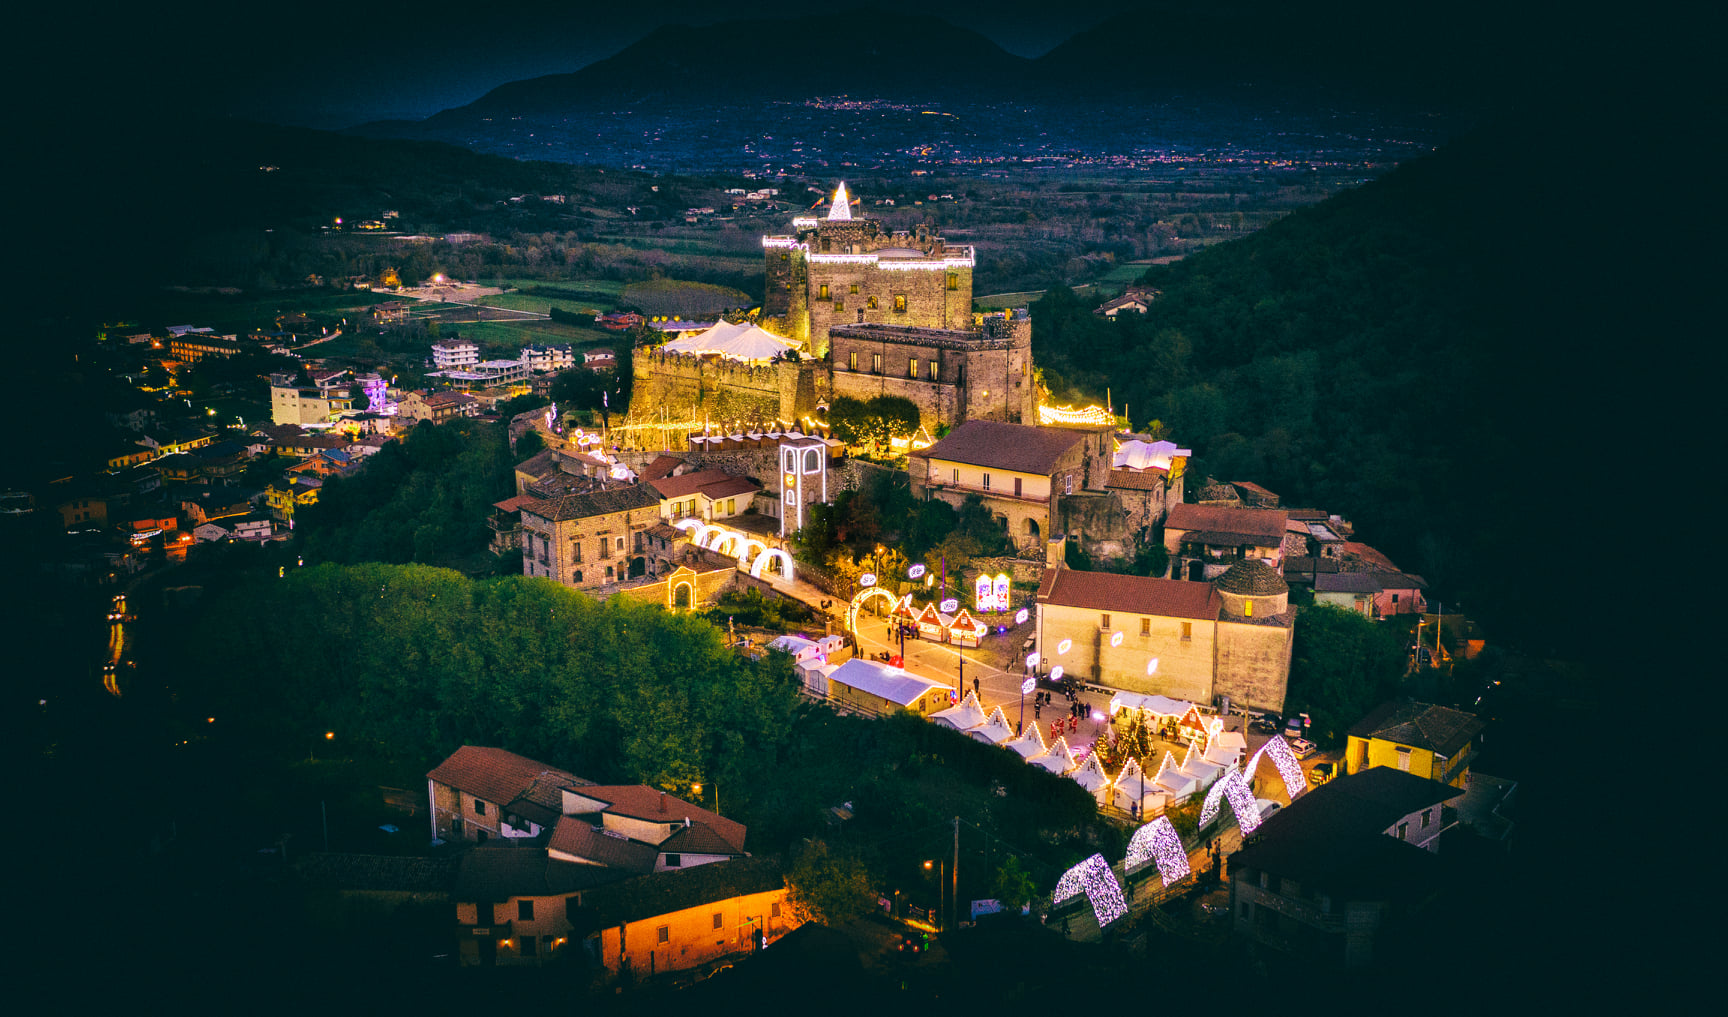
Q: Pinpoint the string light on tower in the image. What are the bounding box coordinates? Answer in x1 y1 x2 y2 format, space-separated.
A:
1052 853 1128 927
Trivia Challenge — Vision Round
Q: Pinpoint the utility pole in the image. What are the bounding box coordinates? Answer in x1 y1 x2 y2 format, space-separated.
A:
952 815 960 932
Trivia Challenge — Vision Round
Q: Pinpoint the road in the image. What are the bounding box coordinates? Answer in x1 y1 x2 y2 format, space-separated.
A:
103 593 127 697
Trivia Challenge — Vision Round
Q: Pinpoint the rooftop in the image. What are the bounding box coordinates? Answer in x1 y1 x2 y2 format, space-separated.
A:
575 856 786 932
453 846 627 902
427 745 592 818
914 420 1091 476
1214 559 1288 596
650 469 760 501
568 786 746 853
1037 567 1220 621
521 484 661 522
830 322 1014 353
1165 504 1289 544
1348 701 1484 757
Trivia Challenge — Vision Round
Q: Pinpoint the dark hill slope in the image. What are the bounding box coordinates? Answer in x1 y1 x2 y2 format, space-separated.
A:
1032 110 1628 649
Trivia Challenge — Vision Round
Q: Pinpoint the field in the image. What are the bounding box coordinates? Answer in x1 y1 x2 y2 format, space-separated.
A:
974 283 1098 311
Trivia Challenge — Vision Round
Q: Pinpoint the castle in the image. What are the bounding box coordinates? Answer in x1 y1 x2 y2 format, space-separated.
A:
625 183 1036 441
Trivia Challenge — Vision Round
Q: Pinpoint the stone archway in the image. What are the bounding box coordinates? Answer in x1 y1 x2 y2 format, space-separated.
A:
750 546 794 583
628 556 647 579
672 582 693 610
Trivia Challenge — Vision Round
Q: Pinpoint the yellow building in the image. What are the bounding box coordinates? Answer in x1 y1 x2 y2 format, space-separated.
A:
265 477 322 524
588 858 795 978
1344 700 1484 788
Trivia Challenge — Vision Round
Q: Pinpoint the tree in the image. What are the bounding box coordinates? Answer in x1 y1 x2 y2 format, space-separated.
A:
513 430 545 462
990 857 1036 912
785 839 873 926
1287 604 1408 745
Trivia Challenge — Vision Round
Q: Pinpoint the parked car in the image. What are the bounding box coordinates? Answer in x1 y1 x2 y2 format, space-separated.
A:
1250 716 1280 735
1289 738 1317 760
1307 761 1334 785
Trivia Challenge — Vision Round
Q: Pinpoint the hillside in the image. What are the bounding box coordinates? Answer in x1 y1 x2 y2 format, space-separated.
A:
1031 109 1625 651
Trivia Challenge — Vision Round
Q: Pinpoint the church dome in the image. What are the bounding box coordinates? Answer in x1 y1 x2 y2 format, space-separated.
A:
1215 560 1288 597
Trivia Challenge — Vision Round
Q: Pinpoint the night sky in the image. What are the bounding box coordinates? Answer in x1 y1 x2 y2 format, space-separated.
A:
41 1 1135 128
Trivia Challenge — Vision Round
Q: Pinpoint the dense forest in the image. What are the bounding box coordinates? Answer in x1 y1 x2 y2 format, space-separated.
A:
1031 114 1620 651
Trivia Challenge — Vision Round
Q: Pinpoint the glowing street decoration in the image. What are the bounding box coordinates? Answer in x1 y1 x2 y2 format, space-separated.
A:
859 573 876 587
1110 631 1124 648
994 573 1010 611
1015 607 1029 625
908 563 926 580
1124 817 1190 887
1026 653 1039 669
847 586 901 635
940 598 958 614
1057 639 1072 655
1198 768 1262 835
1147 658 1159 675
827 182 853 221
1241 734 1307 802
1053 854 1128 928
1050 665 1064 681
974 573 991 610
1021 676 1036 695
1038 403 1115 426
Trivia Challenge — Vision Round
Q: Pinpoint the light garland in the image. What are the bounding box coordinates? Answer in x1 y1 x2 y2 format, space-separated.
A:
1242 734 1307 802
1198 768 1264 835
1124 817 1190 887
1052 854 1128 927
1038 403 1115 426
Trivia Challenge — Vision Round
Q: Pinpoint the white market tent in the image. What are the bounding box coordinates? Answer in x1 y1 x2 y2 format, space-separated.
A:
1071 752 1112 801
931 690 988 733
1107 757 1169 815
1108 692 1194 718
1005 723 1047 759
1204 730 1247 768
827 658 948 708
1030 736 1079 775
971 705 1015 745
767 635 823 663
1179 739 1225 789
798 661 838 697
660 321 799 362
1152 751 1198 800
1113 439 1191 471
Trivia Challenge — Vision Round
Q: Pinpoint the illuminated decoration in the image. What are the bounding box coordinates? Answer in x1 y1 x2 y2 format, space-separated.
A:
1057 639 1072 655
1038 403 1115 427
1241 735 1307 802
1147 658 1159 675
1198 768 1262 834
993 573 1011 612
1030 735 1078 775
1026 653 1039 669
748 546 795 582
1052 854 1128 928
940 597 959 614
827 182 853 221
1110 631 1124 648
847 585 902 635
948 608 987 647
974 574 992 611
790 217 819 230
859 573 877 587
1021 676 1036 695
908 563 926 580
760 238 977 270
761 236 799 249
1050 665 1065 681
1015 607 1029 625
1124 817 1190 887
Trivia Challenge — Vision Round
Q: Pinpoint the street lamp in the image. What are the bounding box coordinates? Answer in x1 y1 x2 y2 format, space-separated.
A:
692 781 719 816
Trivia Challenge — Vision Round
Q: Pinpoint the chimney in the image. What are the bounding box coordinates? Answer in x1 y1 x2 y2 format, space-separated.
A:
658 791 666 813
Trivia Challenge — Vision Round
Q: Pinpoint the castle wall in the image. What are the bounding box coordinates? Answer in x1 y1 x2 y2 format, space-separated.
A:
1213 617 1294 714
627 350 825 434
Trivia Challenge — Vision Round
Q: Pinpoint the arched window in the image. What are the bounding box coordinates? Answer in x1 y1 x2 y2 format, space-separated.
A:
573 570 583 583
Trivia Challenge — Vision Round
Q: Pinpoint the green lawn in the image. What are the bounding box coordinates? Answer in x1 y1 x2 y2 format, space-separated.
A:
471 292 560 313
452 319 610 348
1097 262 1151 285
974 284 1097 310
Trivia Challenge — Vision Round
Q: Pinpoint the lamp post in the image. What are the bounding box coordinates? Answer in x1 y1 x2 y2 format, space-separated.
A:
693 781 719 816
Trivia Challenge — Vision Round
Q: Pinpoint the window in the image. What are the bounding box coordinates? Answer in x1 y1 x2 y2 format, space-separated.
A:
771 902 781 918
929 360 938 382
657 925 670 944
893 294 907 312
952 468 959 484
946 271 959 291
473 800 486 816
605 565 614 579
519 900 535 921
834 300 843 311
1396 747 1411 771
573 570 583 583
848 351 858 371
726 498 736 514
1013 477 1022 497
1065 474 1074 494
908 358 919 378
664 853 682 868
1181 622 1192 641
819 284 829 299
1101 614 1111 629
982 473 991 491
1392 593 1400 604
1397 822 1409 840
871 353 882 374
1421 808 1433 828
867 295 878 310
712 913 724 930
850 283 859 294
1141 617 1151 637
574 541 582 563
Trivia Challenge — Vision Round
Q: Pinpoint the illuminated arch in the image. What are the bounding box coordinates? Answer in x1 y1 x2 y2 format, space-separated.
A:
750 547 794 582
672 518 702 534
1241 735 1306 802
671 581 694 611
1123 816 1190 887
709 529 746 556
1052 853 1128 928
739 538 769 565
1198 767 1263 834
846 585 899 632
688 523 720 548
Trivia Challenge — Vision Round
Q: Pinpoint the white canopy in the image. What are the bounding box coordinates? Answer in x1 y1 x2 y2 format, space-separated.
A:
970 705 1015 745
661 320 798 362
1071 752 1112 795
1005 724 1047 759
1030 736 1078 775
1113 439 1192 472
1152 750 1198 799
931 690 988 733
1109 692 1194 718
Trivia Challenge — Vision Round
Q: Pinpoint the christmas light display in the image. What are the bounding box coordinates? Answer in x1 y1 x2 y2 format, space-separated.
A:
1016 608 1029 624
940 598 959 614
908 564 926 580
1026 652 1039 669
1198 768 1264 834
1110 631 1124 648
1147 658 1159 675
1038 403 1116 426
1052 854 1128 928
1124 817 1190 887
1242 735 1306 801
1057 638 1072 655
1050 665 1065 681
859 573 877 587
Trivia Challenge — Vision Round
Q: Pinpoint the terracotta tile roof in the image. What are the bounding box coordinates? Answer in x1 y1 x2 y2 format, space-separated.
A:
576 857 786 931
491 494 536 513
1229 480 1279 500
659 821 748 856
453 847 629 902
1347 701 1484 757
1341 542 1400 571
695 475 761 500
427 746 592 814
569 786 746 853
1315 572 1383 594
1165 504 1289 543
1037 568 1220 620
642 455 684 481
1107 469 1167 491
1231 767 1460 896
521 484 661 522
912 420 1092 475
549 817 660 873
649 469 756 500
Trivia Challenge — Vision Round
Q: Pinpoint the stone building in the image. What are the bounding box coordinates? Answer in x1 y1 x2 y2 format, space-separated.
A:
1163 503 1291 581
520 485 664 590
763 182 974 354
910 420 1114 554
828 314 1036 432
1034 559 1294 714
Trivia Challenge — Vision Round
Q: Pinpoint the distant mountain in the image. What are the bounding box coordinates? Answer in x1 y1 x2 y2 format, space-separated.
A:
434 11 1034 119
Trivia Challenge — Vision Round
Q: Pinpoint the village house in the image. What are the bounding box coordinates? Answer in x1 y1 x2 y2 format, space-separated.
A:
1035 559 1294 715
430 338 480 370
649 469 762 524
1229 767 1465 968
1163 503 1291 581
909 420 1113 554
519 485 664 590
398 390 479 425
1344 700 1484 789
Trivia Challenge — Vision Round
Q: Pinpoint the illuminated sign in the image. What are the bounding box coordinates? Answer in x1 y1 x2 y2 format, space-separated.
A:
1021 677 1036 695
1050 665 1065 681
1015 608 1029 625
1026 653 1040 669
940 598 959 614
908 563 926 580
859 573 876 587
